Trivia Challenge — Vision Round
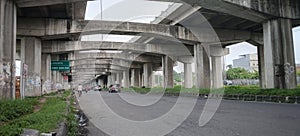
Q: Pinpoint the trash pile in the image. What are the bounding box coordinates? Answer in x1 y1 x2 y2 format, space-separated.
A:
75 110 89 136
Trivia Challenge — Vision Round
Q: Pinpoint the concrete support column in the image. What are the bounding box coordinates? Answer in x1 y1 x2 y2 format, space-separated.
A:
123 70 130 88
263 19 297 89
257 46 266 89
162 56 174 88
211 56 223 88
140 71 143 87
194 44 210 88
116 72 121 85
107 75 112 86
0 0 17 99
41 54 51 82
111 74 116 84
41 54 51 93
22 37 42 96
51 55 58 87
184 63 193 88
130 69 140 87
143 63 153 88
151 71 156 87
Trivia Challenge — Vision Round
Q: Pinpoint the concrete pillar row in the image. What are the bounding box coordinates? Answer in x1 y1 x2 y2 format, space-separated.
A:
194 44 211 89
143 63 153 88
184 63 193 88
123 70 130 88
263 18 297 89
0 0 17 99
162 56 174 88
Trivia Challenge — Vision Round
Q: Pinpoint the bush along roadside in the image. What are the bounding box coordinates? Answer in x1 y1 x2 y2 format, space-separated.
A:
0 98 38 123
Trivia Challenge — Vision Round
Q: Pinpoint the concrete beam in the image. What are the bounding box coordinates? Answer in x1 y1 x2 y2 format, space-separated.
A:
16 0 89 8
224 0 300 19
73 52 162 63
42 41 191 57
70 59 144 68
18 18 261 43
17 18 68 37
71 64 140 71
148 0 269 23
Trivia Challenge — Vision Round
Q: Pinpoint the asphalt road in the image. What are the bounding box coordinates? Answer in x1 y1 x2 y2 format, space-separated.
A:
78 91 300 136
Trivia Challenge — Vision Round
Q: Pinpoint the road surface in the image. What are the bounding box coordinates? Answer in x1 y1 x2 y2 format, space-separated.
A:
78 91 300 136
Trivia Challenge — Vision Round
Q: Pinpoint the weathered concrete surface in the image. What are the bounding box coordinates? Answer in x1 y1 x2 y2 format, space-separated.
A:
0 0 17 99
22 37 42 96
17 18 68 37
73 52 162 63
149 0 269 23
224 0 300 19
16 0 88 8
123 70 130 88
70 59 146 69
18 17 262 43
184 63 193 88
143 63 153 88
263 19 297 89
194 44 210 89
79 91 300 136
163 56 174 88
42 41 194 57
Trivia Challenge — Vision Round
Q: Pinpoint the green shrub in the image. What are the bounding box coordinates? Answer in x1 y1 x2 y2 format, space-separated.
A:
0 98 38 122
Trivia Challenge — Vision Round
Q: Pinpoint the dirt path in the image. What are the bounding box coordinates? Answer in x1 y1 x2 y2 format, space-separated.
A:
33 98 47 112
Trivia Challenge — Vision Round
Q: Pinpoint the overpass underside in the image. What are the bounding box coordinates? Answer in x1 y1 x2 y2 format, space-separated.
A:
0 0 299 98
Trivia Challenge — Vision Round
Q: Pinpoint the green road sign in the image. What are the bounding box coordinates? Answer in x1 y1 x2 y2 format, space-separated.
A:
51 61 70 71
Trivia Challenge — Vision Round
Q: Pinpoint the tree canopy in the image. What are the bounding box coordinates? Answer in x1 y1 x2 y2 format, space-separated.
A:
226 68 259 80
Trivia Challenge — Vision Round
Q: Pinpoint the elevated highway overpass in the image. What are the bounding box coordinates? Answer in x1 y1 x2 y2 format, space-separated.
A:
0 0 299 98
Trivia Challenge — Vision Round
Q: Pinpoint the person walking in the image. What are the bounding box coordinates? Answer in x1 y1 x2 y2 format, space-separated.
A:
78 84 83 97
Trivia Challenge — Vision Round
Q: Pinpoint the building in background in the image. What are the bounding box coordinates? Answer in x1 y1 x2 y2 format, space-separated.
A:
233 53 258 72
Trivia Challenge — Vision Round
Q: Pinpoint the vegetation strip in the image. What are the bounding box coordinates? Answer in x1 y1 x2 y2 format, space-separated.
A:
122 85 300 97
0 96 67 135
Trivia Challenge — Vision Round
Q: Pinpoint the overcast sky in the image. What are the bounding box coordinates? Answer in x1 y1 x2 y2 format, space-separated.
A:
84 0 300 67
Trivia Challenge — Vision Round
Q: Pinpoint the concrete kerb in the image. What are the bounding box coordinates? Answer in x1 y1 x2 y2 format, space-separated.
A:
222 94 300 104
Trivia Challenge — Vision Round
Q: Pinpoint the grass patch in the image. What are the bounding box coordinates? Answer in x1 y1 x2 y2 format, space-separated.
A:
66 95 78 136
0 98 38 122
0 97 67 136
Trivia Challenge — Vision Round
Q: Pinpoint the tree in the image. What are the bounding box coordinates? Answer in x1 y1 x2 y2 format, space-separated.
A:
297 71 300 77
226 68 259 80
173 71 182 82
